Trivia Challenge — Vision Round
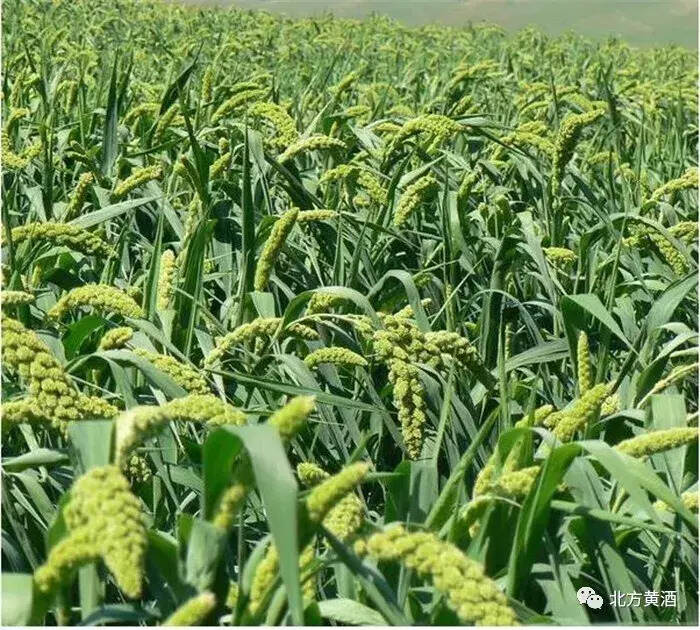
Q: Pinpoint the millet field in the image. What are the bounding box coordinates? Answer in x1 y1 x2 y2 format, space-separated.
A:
0 0 698 625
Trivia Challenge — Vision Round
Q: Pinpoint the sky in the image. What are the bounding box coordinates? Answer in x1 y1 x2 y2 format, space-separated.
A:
180 1 698 48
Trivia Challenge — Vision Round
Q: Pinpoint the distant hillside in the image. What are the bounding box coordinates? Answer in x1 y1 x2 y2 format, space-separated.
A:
179 0 697 49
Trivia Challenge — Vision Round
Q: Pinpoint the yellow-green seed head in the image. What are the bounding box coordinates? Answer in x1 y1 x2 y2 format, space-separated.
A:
296 209 338 223
577 331 592 395
306 462 369 523
393 175 438 227
423 330 479 370
226 582 239 609
157 250 177 311
48 284 144 320
386 356 426 458
553 383 610 442
123 102 160 126
552 108 605 189
297 462 364 540
248 101 298 148
323 493 365 542
489 465 541 499
387 114 462 159
126 454 152 484
647 168 698 206
115 395 246 464
1 131 42 171
654 490 698 514
306 292 348 315
33 529 100 595
297 462 330 487
644 363 699 403
2 222 110 256
320 163 359 185
473 455 498 499
304 346 367 369
1 398 50 434
668 221 698 245
394 298 433 319
203 317 318 366
249 544 279 615
360 526 517 625
212 88 268 123
331 70 362 97
320 164 387 205
210 151 232 178
112 165 162 200
601 393 621 416
458 172 478 202
1 315 116 433
300 543 317 603
278 135 346 163
1 290 35 308
99 326 134 350
212 483 248 531
543 247 576 268
267 395 315 440
460 494 495 524
65 172 94 220
34 465 147 598
133 348 209 394
515 403 555 429
254 208 299 291
154 105 181 141
648 230 688 275
162 592 216 626
201 66 215 104
372 320 434 458
615 427 698 458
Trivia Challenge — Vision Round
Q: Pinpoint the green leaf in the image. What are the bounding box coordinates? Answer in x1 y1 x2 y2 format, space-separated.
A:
94 349 187 398
3 449 69 473
202 430 244 519
184 519 226 591
322 528 410 626
67 420 114 473
68 196 160 229
384 461 411 523
644 273 698 336
368 270 430 331
281 286 382 330
505 339 569 373
101 56 119 176
317 598 387 625
215 368 380 412
506 443 581 597
238 127 256 301
145 530 188 603
159 56 198 117
79 605 155 626
550 500 681 536
222 425 304 625
580 440 696 528
1 573 35 626
561 293 634 367
63 315 105 360
143 211 164 322
425 410 499 531
174 219 214 355
78 564 101 620
408 459 437 524
650 394 687 492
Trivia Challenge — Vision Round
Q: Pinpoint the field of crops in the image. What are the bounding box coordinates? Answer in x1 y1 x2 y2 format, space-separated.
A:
1 0 698 626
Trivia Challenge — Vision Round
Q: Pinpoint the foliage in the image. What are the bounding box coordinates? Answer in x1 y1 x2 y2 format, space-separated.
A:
1 0 698 625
